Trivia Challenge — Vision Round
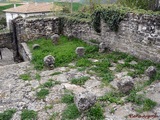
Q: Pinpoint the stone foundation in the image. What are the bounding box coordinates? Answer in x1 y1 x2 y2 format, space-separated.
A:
14 14 160 62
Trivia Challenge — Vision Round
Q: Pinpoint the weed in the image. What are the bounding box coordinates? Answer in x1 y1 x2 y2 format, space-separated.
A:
99 91 124 105
0 109 16 120
61 104 80 120
61 93 74 104
35 73 41 80
77 67 86 71
42 81 54 88
19 73 31 81
50 72 62 76
36 89 49 99
71 76 90 86
86 103 104 120
49 112 59 120
126 91 157 112
76 58 92 67
21 109 37 120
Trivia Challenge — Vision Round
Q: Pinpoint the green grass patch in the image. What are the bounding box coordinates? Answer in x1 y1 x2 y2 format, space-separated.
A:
71 76 90 86
19 73 31 81
35 73 41 80
86 103 104 120
42 81 54 88
50 72 62 76
49 112 59 120
27 36 98 70
0 4 21 13
0 109 16 120
61 93 74 104
76 58 92 67
36 88 49 99
126 91 157 112
99 91 124 105
54 2 83 12
21 109 37 120
61 104 80 120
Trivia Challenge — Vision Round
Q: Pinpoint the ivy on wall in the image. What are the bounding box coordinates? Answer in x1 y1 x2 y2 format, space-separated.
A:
91 8 125 33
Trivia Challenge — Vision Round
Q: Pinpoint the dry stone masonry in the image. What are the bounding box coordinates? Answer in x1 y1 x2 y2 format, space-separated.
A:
13 13 160 63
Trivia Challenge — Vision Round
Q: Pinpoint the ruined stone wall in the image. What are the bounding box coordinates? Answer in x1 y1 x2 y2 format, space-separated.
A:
15 14 160 62
0 32 12 49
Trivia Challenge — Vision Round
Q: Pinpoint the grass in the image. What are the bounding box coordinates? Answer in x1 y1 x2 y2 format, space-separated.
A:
19 73 31 81
126 91 157 112
0 4 21 14
21 109 37 120
27 36 98 70
99 91 124 105
42 81 54 88
36 88 49 99
50 72 62 76
35 73 41 80
86 103 104 120
54 2 83 12
61 103 80 120
76 58 92 67
0 109 16 120
61 93 74 104
71 76 90 86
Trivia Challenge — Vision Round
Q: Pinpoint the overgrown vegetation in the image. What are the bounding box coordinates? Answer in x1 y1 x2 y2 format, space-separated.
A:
61 93 74 104
36 88 49 99
0 109 16 120
27 36 98 70
19 73 31 81
126 91 157 112
61 104 80 120
99 91 124 105
85 103 104 120
21 109 37 120
71 76 90 86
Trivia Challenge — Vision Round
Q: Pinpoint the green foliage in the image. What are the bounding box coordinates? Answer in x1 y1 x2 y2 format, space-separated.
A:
55 2 83 12
71 76 90 86
61 104 80 120
35 73 41 80
117 0 159 11
42 81 54 88
0 17 6 27
19 73 31 81
28 36 97 70
91 58 113 84
21 109 37 120
0 109 16 120
76 58 92 67
86 103 104 120
99 91 124 105
50 72 62 76
61 93 74 104
0 4 21 14
36 89 49 99
126 91 157 112
91 7 125 32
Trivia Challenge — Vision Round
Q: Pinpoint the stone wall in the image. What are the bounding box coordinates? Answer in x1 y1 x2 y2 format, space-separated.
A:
14 14 160 62
0 32 12 49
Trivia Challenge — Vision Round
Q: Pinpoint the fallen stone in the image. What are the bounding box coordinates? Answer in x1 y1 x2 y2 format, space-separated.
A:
43 55 55 68
51 34 60 45
75 47 85 57
99 42 106 53
32 44 40 50
145 66 157 78
74 91 96 112
117 76 134 94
